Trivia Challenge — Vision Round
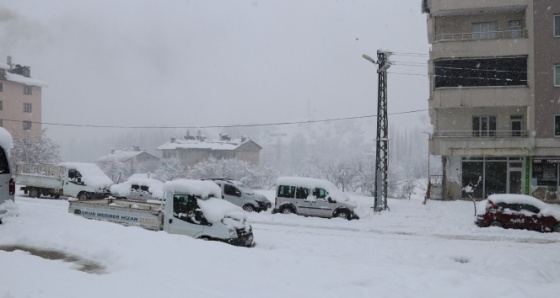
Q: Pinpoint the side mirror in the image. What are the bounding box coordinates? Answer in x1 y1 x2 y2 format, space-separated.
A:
328 197 336 204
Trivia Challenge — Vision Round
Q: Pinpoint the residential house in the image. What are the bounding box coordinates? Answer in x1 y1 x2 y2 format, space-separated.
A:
422 0 560 200
97 145 160 179
0 56 47 137
157 133 262 167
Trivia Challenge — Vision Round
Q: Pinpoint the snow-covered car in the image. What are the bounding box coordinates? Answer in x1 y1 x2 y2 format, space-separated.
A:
476 194 560 232
0 128 15 224
203 178 272 212
110 176 164 201
272 176 359 220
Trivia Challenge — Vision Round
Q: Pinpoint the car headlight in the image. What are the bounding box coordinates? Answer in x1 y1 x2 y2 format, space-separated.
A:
228 227 238 238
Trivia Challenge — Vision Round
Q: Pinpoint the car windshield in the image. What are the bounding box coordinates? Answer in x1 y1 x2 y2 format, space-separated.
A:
233 181 254 194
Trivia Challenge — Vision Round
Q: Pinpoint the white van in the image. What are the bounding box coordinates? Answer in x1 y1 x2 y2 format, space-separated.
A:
0 128 15 224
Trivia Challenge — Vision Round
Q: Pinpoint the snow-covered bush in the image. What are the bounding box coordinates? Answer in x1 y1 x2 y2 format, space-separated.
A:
11 129 61 165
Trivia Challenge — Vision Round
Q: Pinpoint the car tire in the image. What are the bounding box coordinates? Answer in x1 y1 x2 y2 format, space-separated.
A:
242 204 255 212
490 221 501 228
29 188 40 198
334 210 350 220
554 223 560 233
279 205 294 214
78 192 89 200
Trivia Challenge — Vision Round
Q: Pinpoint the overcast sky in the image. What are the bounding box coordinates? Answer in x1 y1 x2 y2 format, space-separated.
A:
0 0 429 159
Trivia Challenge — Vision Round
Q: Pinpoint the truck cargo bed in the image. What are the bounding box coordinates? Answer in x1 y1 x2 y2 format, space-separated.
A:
68 199 164 231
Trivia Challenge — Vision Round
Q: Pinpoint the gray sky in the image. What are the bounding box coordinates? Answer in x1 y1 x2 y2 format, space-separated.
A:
0 0 429 160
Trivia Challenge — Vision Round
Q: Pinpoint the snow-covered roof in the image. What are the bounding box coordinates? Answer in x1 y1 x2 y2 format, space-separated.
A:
157 138 253 151
163 179 222 199
58 162 113 189
0 127 13 154
110 177 164 198
277 176 339 193
5 72 49 87
97 147 154 163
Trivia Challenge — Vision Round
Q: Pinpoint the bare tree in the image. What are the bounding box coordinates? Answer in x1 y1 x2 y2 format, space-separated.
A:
11 129 61 164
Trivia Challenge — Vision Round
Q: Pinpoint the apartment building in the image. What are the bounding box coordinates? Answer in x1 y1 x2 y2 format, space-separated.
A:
422 0 560 200
0 57 46 138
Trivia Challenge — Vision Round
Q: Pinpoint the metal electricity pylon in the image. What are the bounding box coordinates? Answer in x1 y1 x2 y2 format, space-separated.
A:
362 50 392 212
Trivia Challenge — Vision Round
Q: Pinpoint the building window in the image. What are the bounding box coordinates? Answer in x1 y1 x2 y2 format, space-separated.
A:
23 103 32 113
23 121 32 130
435 57 527 88
0 100 2 111
555 65 560 86
508 20 522 38
0 119 2 127
555 15 560 37
472 22 497 40
555 115 560 137
473 116 496 137
24 85 32 95
0 81 3 92
510 115 522 137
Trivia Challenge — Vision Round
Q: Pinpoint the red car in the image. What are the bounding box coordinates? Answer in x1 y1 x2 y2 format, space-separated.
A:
476 194 560 233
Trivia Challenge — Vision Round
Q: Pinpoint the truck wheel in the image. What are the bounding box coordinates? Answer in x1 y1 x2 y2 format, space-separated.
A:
29 188 40 198
242 204 255 212
78 192 89 200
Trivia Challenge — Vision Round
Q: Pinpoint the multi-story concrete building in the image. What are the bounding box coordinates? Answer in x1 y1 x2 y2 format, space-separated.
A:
422 0 560 200
0 57 46 138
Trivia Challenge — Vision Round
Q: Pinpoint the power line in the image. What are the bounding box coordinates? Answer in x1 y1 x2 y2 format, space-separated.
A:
0 109 428 130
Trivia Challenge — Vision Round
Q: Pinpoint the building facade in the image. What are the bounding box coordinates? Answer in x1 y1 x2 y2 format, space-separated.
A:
0 57 46 137
422 0 560 200
96 145 161 178
157 133 262 167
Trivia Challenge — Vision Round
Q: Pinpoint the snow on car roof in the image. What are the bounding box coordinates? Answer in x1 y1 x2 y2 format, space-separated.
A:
58 162 113 188
163 179 222 199
487 194 547 208
0 127 13 152
277 176 339 192
487 194 560 220
110 177 164 198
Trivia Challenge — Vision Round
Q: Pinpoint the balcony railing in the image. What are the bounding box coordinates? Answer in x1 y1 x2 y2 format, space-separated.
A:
433 130 528 138
434 29 527 43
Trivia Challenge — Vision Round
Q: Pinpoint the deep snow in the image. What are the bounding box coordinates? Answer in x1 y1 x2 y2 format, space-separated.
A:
1 190 560 298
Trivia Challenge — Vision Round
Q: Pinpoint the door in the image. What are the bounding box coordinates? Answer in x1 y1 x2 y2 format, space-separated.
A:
64 168 85 197
511 115 522 137
167 194 205 237
507 161 523 195
313 188 335 217
294 187 313 216
223 184 242 207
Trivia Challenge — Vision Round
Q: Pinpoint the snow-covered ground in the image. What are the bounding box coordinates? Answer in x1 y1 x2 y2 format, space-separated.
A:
1 190 560 297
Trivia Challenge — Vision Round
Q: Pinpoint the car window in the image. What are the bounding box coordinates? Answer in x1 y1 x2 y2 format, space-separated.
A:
234 182 254 194
0 147 10 174
313 188 328 199
521 204 540 214
295 187 309 199
140 185 150 192
224 184 241 197
173 194 207 225
131 184 140 191
277 185 295 198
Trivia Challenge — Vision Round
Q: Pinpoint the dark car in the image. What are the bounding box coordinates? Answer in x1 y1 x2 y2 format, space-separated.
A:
476 194 560 233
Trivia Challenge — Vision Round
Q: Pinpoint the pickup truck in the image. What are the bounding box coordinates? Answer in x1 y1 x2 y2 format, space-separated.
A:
16 162 112 200
68 179 255 247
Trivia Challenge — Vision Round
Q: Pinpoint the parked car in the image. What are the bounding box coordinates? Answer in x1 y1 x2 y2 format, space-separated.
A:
0 128 15 224
271 176 359 220
203 178 272 212
110 175 164 202
476 194 560 232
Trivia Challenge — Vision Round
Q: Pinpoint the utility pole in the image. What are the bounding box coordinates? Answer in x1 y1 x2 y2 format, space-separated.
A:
363 50 391 211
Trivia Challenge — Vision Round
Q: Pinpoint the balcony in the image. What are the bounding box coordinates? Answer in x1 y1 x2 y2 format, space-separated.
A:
433 130 528 138
425 0 527 17
434 29 527 43
430 130 533 156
